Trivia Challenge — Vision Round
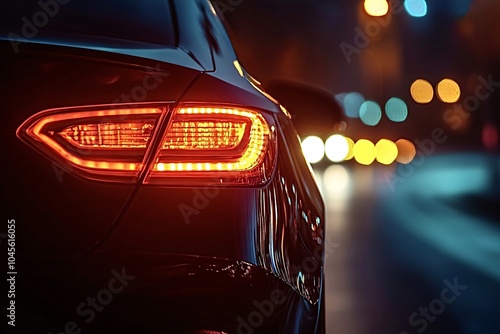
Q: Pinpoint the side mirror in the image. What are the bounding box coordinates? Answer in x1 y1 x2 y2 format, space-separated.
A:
264 79 344 138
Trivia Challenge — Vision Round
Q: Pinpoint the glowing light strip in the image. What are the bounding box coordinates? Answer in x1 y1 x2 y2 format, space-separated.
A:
153 107 270 173
28 108 162 171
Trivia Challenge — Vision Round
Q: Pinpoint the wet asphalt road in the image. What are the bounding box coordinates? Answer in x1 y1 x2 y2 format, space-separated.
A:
317 154 500 334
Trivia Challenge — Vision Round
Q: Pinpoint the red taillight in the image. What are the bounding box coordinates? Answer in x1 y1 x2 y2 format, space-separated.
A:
145 107 275 185
18 107 164 182
17 105 276 185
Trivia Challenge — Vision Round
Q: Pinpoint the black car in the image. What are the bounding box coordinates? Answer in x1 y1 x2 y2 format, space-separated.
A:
1 1 326 333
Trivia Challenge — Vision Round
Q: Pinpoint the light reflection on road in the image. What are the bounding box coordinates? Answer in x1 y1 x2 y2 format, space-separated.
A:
315 164 379 334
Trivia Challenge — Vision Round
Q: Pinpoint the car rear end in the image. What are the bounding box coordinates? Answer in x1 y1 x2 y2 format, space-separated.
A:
1 1 325 333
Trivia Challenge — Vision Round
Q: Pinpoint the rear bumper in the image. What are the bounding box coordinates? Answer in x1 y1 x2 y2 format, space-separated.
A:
17 251 317 333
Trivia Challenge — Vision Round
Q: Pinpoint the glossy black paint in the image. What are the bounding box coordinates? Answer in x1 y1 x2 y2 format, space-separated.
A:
1 0 325 332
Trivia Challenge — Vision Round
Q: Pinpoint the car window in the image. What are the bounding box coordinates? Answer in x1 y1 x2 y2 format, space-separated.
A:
1 0 175 47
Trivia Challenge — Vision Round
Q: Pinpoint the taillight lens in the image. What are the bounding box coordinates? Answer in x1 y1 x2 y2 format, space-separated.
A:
145 107 276 185
59 121 155 149
17 107 164 182
18 105 276 185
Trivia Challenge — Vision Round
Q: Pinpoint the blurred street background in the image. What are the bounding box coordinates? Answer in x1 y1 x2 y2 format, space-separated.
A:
223 0 500 333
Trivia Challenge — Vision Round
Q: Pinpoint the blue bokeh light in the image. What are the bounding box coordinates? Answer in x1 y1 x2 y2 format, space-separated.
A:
336 92 365 118
404 0 428 17
385 97 408 122
360 101 382 126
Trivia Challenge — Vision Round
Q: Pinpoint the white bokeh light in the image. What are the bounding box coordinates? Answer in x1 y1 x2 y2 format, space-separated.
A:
301 136 325 164
325 135 350 163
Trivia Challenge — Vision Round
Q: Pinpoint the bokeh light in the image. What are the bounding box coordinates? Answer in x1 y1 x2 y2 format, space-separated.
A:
364 0 389 17
301 136 325 164
375 139 399 165
410 79 434 104
482 124 499 149
325 135 350 162
404 0 428 17
360 101 382 126
337 92 365 118
437 78 461 103
353 139 376 165
345 137 355 161
395 139 417 164
385 97 409 122
450 0 472 17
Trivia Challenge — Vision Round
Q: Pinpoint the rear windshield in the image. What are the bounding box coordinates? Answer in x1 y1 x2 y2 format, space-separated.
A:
1 0 176 47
